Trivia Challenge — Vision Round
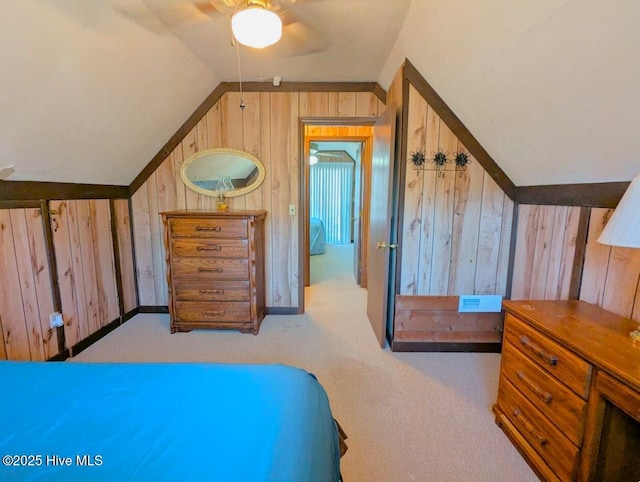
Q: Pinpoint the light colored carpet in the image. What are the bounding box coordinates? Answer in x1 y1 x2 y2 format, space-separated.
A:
73 244 538 482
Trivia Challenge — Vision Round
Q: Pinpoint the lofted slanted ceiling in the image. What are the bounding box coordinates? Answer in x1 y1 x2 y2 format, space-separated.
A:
1 0 639 187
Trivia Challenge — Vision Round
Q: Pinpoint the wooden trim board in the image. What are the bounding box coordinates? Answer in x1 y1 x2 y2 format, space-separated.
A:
394 295 504 350
515 182 629 208
0 181 128 201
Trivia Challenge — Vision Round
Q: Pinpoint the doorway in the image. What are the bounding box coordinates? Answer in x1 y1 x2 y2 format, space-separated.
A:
299 120 374 311
308 141 361 285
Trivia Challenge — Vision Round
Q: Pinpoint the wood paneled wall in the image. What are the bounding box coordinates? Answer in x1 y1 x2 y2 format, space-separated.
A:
581 208 640 322
132 90 384 309
0 198 133 361
0 208 57 360
113 199 137 314
399 85 513 297
509 205 640 322
50 200 120 347
511 205 582 300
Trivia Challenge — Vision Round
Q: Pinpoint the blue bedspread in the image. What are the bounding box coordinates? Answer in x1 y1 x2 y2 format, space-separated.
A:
0 362 341 481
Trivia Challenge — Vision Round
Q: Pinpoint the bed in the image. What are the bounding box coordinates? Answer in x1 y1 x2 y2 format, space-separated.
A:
0 362 343 481
310 217 326 255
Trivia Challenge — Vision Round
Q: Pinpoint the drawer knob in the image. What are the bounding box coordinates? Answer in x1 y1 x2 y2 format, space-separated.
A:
203 310 225 317
199 267 223 273
516 370 553 404
197 245 222 252
512 407 548 446
519 335 558 366
195 225 222 232
200 289 224 295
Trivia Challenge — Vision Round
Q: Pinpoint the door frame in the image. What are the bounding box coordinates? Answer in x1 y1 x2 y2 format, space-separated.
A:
298 117 376 313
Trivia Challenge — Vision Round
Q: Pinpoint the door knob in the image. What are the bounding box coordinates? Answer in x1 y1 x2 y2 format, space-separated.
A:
376 241 397 250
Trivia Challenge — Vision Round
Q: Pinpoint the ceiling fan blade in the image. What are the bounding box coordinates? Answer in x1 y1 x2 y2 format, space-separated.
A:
317 152 348 159
278 20 327 56
120 2 215 33
203 0 240 14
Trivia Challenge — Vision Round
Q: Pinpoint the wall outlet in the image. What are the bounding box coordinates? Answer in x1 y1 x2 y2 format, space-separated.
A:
49 312 64 328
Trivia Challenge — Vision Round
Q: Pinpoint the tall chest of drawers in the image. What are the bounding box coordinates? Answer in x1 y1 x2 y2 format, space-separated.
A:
162 210 267 335
493 300 640 482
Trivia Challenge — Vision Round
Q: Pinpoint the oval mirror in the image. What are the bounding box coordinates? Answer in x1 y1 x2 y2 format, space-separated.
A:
180 148 266 198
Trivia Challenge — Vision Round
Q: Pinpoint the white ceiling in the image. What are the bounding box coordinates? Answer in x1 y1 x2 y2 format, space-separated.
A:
1 0 639 187
381 0 640 186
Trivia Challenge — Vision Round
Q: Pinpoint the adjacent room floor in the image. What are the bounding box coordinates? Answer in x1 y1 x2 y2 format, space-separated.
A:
73 244 537 481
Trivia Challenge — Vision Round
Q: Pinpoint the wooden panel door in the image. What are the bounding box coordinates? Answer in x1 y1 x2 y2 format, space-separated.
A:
366 106 396 347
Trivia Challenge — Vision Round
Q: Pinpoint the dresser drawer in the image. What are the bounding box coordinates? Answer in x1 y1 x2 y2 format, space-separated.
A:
170 218 248 238
172 258 248 280
501 341 587 446
173 280 250 302
171 238 249 258
174 301 251 322
498 378 579 481
504 314 592 398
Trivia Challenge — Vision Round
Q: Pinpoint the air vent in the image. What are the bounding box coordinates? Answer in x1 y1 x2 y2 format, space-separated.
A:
458 295 503 313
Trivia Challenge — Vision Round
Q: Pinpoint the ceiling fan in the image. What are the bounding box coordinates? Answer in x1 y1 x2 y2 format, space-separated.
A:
309 142 347 165
186 0 326 55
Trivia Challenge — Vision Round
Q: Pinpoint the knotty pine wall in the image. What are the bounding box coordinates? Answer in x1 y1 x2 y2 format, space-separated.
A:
0 208 57 360
132 90 384 309
0 199 135 360
581 208 640 322
510 205 581 300
399 84 513 297
50 200 133 347
510 205 640 323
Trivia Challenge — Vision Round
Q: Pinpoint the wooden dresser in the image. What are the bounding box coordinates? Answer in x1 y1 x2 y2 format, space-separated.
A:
162 210 267 335
494 300 640 481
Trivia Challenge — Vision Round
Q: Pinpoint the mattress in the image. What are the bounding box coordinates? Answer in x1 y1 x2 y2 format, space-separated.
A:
310 217 326 255
0 362 341 481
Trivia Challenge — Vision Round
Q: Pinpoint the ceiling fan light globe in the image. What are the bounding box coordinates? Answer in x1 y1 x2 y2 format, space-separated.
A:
232 6 282 49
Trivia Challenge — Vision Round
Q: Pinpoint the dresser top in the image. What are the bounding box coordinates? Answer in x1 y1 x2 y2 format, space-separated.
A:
503 300 640 392
161 210 267 219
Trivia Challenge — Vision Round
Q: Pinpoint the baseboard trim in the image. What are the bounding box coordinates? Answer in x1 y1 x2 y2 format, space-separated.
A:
70 317 122 357
47 349 70 361
122 308 140 323
265 307 299 315
391 341 502 353
138 306 170 313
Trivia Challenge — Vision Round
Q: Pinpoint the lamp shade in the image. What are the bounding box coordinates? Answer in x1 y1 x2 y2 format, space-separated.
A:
231 6 282 49
598 173 640 248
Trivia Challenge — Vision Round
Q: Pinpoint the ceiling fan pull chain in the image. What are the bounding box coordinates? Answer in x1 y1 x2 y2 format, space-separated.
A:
234 36 246 151
235 38 245 112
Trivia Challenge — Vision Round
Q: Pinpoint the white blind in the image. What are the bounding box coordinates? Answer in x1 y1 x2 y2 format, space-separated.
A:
309 161 354 244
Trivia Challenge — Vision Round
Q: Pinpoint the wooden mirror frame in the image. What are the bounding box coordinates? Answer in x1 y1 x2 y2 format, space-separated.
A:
180 148 266 198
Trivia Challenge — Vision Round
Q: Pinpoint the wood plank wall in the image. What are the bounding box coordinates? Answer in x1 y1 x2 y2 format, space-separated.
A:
400 85 513 297
510 206 640 323
113 199 137 314
132 90 384 309
580 208 640 322
50 200 120 348
0 208 57 360
0 198 133 360
510 205 582 300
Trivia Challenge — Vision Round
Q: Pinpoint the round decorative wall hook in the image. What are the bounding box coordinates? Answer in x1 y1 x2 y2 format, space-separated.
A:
454 151 470 176
433 151 448 177
410 150 426 168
